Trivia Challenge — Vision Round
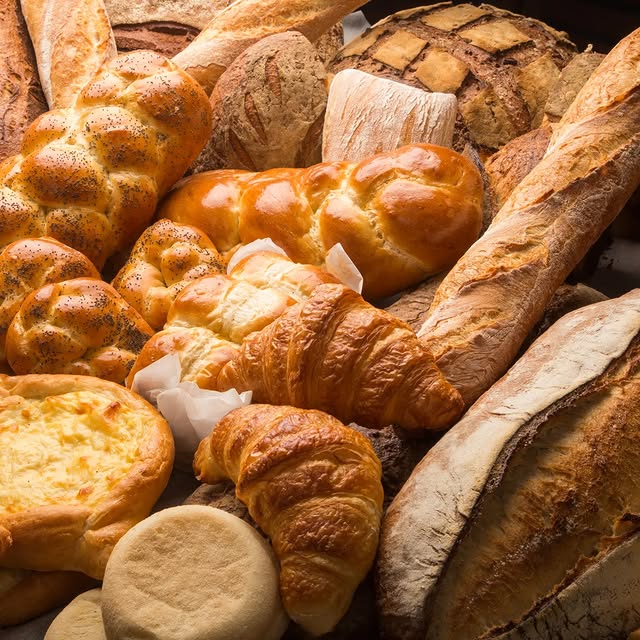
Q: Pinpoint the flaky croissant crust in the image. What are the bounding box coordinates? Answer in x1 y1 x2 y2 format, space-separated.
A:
194 403 383 636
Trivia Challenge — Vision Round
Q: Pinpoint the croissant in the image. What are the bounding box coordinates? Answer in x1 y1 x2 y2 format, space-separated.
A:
0 49 211 270
111 219 225 330
7 277 154 382
0 237 99 365
217 283 464 432
158 143 484 299
126 250 339 388
193 403 384 636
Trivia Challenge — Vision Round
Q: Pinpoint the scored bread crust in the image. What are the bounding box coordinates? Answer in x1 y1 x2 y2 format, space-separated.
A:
0 374 174 579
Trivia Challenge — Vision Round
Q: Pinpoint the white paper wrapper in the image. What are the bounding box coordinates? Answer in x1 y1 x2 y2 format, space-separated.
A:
325 243 364 294
227 238 287 273
131 354 252 467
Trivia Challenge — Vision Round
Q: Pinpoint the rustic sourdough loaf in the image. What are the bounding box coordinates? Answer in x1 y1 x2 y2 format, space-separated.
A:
330 2 577 155
379 289 640 640
192 31 329 173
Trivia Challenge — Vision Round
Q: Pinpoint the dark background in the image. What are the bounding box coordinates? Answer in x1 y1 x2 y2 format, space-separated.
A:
361 0 639 53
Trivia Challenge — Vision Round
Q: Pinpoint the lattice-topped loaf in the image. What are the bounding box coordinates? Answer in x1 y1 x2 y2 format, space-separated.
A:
330 2 577 155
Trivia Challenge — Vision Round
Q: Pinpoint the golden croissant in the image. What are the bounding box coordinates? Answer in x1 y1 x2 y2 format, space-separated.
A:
194 403 383 636
217 283 464 433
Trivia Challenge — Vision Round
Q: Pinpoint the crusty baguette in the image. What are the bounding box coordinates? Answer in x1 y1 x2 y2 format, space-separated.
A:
418 26 640 407
20 0 117 109
379 289 640 640
0 0 47 161
172 0 367 94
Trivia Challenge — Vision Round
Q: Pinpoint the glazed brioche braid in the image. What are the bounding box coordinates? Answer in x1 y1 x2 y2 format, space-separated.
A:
126 251 340 388
0 49 212 270
217 283 464 433
194 403 383 636
158 144 484 300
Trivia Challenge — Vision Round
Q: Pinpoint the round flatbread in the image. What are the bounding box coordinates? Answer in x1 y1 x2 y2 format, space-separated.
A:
45 589 105 640
101 505 288 640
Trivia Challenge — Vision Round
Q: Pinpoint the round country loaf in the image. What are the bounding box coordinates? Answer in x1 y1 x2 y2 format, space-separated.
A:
330 2 577 155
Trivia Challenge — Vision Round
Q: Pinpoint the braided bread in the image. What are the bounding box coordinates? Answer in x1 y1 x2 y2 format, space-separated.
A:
126 250 339 388
0 237 99 366
7 277 154 382
111 219 225 330
194 403 383 636
158 144 484 300
0 49 211 270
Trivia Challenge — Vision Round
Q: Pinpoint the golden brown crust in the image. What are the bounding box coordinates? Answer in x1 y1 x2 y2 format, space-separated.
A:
0 237 100 365
6 277 154 383
159 144 484 300
0 0 47 161
0 49 212 270
218 283 464 432
127 251 338 388
0 373 174 579
111 218 225 330
194 403 383 636
419 27 640 407
0 569 97 627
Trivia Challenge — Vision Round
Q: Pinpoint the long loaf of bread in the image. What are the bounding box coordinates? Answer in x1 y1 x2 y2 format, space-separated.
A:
171 0 367 94
0 49 211 270
20 0 117 109
0 0 47 161
158 144 484 300
418 27 640 407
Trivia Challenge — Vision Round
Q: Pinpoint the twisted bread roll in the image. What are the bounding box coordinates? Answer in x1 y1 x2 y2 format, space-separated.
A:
0 49 211 270
218 283 464 432
418 26 640 407
158 144 484 300
0 237 100 365
7 277 154 382
194 403 383 636
111 219 225 330
127 251 339 388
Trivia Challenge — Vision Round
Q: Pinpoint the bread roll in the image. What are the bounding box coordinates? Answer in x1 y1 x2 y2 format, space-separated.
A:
0 0 47 161
111 219 225 330
44 588 105 639
101 505 288 640
6 278 154 383
418 26 640 407
0 568 97 627
192 31 329 173
0 374 174 579
0 237 100 367
378 290 640 639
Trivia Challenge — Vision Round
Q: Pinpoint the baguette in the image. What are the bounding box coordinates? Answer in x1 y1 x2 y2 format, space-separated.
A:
20 0 117 109
378 289 640 640
158 144 484 300
0 0 47 161
172 0 368 94
418 27 640 407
